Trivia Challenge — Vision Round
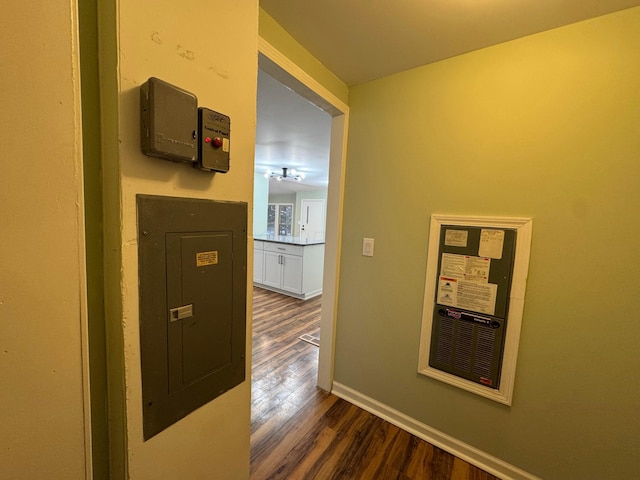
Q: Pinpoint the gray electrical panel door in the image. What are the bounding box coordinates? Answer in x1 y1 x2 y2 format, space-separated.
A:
166 232 234 393
428 226 516 388
137 195 247 440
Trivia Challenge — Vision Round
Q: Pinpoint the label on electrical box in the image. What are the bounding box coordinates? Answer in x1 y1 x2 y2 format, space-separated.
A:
196 251 218 266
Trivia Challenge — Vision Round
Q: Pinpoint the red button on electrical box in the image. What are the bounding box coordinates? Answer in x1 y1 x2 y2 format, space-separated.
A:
204 137 211 143
212 137 223 148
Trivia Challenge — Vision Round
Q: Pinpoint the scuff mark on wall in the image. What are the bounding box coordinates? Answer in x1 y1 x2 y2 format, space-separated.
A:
207 65 229 79
151 32 162 45
177 45 195 61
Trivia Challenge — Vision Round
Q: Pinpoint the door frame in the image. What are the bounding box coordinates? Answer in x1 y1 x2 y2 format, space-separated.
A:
257 38 349 391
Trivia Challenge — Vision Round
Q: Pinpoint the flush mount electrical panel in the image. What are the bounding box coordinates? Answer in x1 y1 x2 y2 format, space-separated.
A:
196 107 231 173
418 215 532 405
137 194 247 440
140 77 198 163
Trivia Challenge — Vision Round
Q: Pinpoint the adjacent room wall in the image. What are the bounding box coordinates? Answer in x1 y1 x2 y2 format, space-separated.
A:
335 7 640 480
254 172 269 235
100 0 258 478
0 0 90 478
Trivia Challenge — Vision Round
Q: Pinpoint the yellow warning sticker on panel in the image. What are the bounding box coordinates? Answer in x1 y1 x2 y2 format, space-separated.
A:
196 251 218 266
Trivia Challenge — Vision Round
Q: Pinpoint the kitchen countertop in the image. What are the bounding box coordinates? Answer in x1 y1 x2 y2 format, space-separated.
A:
254 234 325 246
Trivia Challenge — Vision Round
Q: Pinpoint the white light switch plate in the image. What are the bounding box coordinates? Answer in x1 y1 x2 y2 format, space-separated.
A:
362 237 374 257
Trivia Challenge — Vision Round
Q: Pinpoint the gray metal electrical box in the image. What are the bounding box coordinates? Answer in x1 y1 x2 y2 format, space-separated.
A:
140 77 198 163
137 195 247 440
196 107 231 172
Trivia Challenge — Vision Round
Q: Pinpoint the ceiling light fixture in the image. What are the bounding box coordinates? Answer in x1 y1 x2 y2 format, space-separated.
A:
264 167 306 182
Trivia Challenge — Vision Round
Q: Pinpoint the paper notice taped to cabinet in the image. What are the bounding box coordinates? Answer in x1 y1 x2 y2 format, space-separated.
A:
437 277 458 306
440 253 490 283
456 280 497 315
445 229 468 247
479 229 505 259
438 276 497 315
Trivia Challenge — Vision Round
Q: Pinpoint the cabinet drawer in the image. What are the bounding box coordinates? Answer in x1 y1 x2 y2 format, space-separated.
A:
254 240 264 250
263 242 304 256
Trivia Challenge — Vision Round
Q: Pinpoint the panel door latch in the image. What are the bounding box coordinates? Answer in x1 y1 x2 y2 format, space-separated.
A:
169 304 194 322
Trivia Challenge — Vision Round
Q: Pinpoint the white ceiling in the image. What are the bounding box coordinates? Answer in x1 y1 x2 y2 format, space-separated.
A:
256 0 640 195
255 69 332 195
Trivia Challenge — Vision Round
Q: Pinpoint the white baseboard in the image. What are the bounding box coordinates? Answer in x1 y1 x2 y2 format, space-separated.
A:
331 382 540 480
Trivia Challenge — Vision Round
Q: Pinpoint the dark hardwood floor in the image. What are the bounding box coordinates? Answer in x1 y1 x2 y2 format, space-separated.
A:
250 287 500 480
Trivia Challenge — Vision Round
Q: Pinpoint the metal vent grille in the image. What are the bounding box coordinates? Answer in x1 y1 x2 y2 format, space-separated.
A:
453 322 474 371
435 317 454 364
473 326 496 377
429 306 505 389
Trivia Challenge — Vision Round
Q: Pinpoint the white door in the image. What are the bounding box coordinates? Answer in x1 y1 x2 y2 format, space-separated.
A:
300 199 326 241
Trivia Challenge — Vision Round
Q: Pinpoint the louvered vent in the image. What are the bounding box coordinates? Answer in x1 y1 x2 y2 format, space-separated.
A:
473 326 496 377
453 322 474 371
435 317 454 365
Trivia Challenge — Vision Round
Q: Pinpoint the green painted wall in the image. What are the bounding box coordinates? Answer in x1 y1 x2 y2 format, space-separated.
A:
259 8 348 105
335 7 640 480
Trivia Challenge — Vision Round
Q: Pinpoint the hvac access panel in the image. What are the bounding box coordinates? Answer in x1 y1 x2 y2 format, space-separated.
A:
428 226 516 389
137 195 247 440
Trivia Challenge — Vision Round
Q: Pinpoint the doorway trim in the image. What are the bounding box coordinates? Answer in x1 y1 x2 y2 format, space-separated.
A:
257 37 349 391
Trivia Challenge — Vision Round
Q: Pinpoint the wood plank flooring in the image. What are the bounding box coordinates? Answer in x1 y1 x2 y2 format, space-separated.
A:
250 287 500 480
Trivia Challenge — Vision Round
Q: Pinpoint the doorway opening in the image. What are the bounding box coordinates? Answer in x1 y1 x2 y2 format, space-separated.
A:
253 42 349 393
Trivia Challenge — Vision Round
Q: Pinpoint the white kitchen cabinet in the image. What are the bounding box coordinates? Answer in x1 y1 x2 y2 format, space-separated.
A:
253 239 324 300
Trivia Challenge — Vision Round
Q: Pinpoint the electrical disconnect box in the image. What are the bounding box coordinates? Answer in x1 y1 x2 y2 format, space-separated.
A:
140 77 231 172
140 77 198 163
137 195 247 439
196 107 231 172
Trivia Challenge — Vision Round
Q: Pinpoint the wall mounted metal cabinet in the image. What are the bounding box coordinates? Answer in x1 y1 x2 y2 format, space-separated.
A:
137 195 247 440
418 215 532 405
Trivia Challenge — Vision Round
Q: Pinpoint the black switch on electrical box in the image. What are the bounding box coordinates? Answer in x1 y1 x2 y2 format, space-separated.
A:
196 107 230 173
140 77 198 163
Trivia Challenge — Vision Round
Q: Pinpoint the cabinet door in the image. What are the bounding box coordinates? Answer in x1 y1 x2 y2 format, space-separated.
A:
281 253 303 294
262 251 282 289
253 247 264 283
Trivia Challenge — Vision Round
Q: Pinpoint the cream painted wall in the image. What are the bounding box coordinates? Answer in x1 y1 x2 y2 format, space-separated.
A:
336 7 640 480
259 8 349 105
0 0 89 478
100 0 258 478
